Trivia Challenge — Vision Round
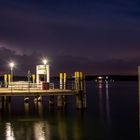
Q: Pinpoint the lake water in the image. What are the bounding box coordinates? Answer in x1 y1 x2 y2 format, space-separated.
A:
0 81 139 140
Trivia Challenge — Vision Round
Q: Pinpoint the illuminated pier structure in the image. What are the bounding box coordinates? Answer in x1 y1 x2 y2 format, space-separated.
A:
0 72 87 110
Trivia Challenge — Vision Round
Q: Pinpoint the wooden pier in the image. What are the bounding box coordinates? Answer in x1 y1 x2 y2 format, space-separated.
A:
0 88 76 96
0 72 87 109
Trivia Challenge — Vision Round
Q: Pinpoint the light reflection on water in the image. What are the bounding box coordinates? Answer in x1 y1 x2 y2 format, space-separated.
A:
98 82 104 121
98 81 111 124
5 123 15 140
0 81 138 139
105 82 111 124
57 111 67 140
33 122 49 140
1 99 86 140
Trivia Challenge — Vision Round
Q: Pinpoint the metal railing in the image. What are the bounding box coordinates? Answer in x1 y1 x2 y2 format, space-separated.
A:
7 82 75 90
8 83 42 90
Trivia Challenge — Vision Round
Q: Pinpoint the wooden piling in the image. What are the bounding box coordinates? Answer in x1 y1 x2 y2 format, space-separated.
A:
76 93 83 109
75 72 82 109
24 102 29 115
64 73 67 89
49 95 55 106
57 73 63 109
8 74 11 85
37 96 42 102
34 95 42 102
57 95 63 109
60 73 63 89
57 73 68 109
75 72 87 109
24 96 29 103
63 73 67 108
32 74 36 83
81 73 87 109
4 74 8 87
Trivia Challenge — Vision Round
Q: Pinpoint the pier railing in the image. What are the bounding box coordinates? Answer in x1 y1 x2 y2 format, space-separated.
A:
7 82 75 90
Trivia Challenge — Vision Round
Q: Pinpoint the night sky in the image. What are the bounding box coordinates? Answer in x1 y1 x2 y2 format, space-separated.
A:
0 0 140 75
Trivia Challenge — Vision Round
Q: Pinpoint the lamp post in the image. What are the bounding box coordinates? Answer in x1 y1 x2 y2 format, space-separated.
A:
27 70 31 92
9 62 15 92
42 59 47 82
9 62 15 83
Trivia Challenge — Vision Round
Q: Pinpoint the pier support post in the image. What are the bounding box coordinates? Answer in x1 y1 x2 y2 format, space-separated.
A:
32 74 35 84
60 73 63 89
7 96 11 103
76 93 83 109
57 73 63 109
24 96 29 103
4 74 8 87
81 73 87 109
75 72 87 109
64 73 67 90
57 73 68 109
82 93 87 109
24 102 29 115
34 95 42 102
8 74 11 86
1 96 11 113
57 95 63 109
37 96 42 102
75 72 82 109
63 73 67 108
49 95 55 107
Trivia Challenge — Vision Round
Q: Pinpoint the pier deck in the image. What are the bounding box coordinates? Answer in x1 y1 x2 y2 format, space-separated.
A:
0 88 76 96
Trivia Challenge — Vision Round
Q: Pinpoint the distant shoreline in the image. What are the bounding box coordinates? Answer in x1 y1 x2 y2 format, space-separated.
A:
0 75 138 82
85 75 138 81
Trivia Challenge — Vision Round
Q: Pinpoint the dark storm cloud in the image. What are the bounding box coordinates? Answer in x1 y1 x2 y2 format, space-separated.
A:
0 47 39 75
0 47 140 75
0 0 140 74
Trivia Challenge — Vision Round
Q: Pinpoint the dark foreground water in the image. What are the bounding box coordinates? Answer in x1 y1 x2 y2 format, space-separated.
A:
0 81 139 140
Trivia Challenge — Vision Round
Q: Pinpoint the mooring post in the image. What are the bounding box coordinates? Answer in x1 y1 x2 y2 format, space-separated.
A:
57 73 63 109
138 66 140 133
4 74 8 87
75 72 87 109
75 72 82 109
60 73 63 89
81 72 87 109
64 73 67 89
75 72 79 91
32 74 35 84
63 73 67 108
8 74 11 86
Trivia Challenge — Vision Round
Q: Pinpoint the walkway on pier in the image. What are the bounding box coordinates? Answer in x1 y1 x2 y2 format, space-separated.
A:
0 88 76 96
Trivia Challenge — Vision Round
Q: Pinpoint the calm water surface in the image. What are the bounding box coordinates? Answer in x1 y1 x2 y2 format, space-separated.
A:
0 81 139 140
